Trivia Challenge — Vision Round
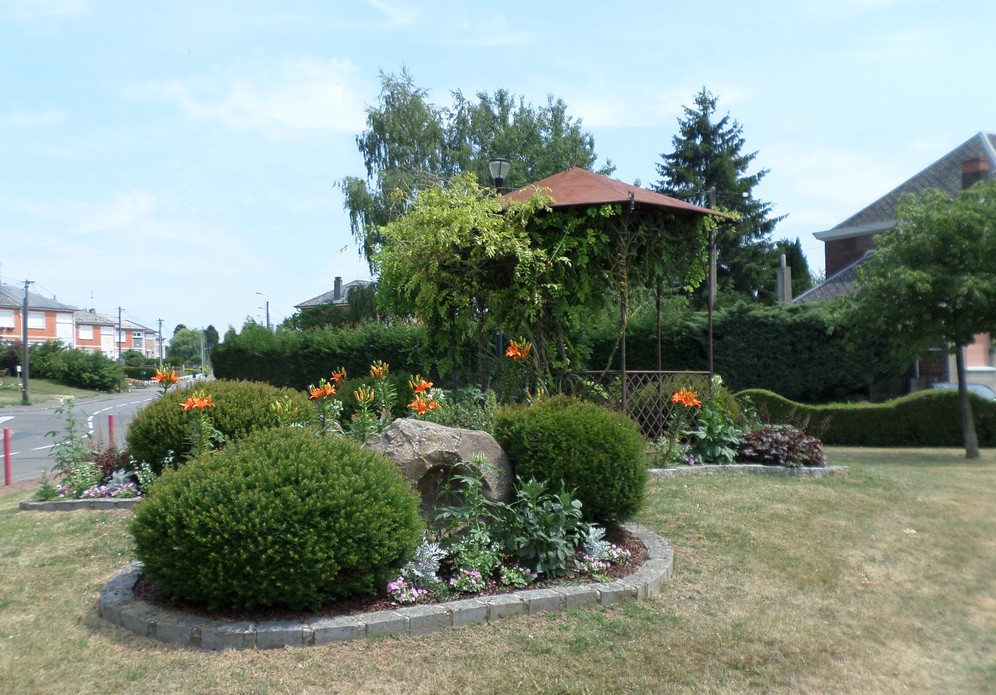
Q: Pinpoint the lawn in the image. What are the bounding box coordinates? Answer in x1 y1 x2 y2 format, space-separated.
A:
0 448 993 694
0 377 103 407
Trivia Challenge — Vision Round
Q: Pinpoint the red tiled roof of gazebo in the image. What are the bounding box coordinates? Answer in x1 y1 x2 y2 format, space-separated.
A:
503 167 718 216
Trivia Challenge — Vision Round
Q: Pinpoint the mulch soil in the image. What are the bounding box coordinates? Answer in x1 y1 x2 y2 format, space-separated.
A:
133 526 647 623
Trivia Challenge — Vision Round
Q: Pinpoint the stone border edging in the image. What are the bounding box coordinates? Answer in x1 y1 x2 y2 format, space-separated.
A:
97 523 673 650
650 463 847 478
20 497 142 511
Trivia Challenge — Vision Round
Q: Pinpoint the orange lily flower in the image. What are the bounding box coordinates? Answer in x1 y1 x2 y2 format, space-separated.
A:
330 368 347 386
670 388 701 408
505 339 532 362
369 361 389 381
409 376 433 395
152 368 178 385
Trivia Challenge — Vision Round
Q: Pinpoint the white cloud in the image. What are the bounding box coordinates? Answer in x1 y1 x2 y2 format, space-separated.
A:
0 108 66 127
0 0 87 22
366 0 418 26
130 58 367 136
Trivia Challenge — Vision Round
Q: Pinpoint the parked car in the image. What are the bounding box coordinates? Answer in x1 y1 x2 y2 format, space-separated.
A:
929 382 996 400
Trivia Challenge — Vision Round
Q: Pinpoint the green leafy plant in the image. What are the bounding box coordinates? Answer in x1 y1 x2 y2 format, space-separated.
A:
499 477 586 577
736 424 828 468
432 455 505 577
689 377 742 464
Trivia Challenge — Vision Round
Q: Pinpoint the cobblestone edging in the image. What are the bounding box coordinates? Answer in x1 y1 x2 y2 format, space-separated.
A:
98 523 673 650
19 497 142 512
650 463 847 478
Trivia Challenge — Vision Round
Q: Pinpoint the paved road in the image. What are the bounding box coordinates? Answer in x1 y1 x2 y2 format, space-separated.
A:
0 388 160 484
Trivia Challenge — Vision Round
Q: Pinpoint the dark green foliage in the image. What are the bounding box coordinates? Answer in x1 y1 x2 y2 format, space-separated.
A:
589 302 905 402
34 345 125 391
126 380 312 472
211 320 431 390
739 388 996 447
123 365 158 380
130 428 423 611
494 396 647 524
736 424 827 467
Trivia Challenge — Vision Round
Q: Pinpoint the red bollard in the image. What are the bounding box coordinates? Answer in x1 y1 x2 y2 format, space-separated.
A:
108 414 115 448
3 428 10 487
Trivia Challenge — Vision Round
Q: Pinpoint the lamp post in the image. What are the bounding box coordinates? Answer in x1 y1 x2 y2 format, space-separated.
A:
488 158 511 191
255 292 271 332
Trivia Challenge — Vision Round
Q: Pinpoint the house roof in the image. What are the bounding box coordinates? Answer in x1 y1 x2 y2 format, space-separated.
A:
793 253 869 303
503 167 720 217
74 310 152 332
815 132 996 242
0 283 78 312
295 279 373 310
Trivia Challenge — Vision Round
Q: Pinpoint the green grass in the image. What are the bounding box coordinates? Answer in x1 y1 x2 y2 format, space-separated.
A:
0 448 993 694
0 377 104 407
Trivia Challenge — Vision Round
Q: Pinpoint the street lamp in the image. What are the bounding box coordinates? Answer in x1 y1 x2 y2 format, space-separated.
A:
255 291 271 332
488 158 511 190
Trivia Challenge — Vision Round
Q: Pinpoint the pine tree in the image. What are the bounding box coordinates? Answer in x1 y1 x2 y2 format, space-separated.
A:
655 88 784 303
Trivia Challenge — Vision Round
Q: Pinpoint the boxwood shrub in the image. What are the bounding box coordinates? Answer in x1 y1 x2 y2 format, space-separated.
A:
129 427 423 611
493 396 647 524
739 388 996 447
126 380 313 472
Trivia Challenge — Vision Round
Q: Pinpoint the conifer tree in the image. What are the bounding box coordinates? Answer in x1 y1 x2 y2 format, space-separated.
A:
655 88 784 303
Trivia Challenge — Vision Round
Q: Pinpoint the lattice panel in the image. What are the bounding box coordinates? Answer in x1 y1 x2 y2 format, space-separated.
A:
560 371 710 440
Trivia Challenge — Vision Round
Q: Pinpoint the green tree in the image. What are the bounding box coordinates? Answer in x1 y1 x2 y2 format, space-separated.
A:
204 325 220 353
654 88 784 303
846 180 996 458
167 327 202 366
342 68 612 267
376 174 553 384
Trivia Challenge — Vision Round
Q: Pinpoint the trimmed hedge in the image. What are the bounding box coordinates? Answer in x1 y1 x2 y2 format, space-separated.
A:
739 388 996 447
494 396 647 524
589 302 907 402
130 428 422 611
211 321 431 390
126 380 313 471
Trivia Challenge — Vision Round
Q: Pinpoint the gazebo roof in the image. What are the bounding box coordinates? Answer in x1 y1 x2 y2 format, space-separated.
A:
503 167 718 217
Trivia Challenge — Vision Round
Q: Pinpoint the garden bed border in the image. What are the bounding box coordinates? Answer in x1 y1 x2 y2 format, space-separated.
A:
650 463 847 478
19 497 142 511
97 523 673 650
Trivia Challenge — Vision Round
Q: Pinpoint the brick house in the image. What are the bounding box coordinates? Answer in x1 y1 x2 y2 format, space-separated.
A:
74 310 159 359
0 284 78 347
796 132 996 393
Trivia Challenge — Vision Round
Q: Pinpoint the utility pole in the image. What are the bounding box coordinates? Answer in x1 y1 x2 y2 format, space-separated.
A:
21 280 32 404
117 307 124 362
157 318 163 367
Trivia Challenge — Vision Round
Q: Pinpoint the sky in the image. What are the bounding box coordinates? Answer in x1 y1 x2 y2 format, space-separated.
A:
2 0 993 336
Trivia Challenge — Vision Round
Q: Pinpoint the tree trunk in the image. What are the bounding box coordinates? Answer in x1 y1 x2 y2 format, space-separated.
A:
955 346 980 459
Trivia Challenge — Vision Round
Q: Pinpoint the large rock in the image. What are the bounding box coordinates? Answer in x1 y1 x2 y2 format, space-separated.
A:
364 418 513 504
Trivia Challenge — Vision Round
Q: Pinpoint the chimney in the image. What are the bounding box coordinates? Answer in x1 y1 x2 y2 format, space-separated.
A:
333 276 343 302
962 157 989 190
776 253 793 303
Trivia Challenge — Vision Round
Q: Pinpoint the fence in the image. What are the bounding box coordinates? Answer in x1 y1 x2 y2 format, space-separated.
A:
559 370 711 440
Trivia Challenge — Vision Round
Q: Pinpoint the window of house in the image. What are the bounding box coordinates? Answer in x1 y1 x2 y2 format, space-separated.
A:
79 325 94 340
132 331 143 344
27 311 45 329
0 309 14 328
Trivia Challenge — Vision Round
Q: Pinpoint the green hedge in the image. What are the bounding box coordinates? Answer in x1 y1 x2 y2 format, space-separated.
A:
738 388 996 447
211 321 432 390
589 302 906 402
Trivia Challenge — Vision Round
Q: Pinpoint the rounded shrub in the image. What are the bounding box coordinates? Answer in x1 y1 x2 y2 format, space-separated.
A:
493 395 647 524
126 380 313 472
129 427 423 611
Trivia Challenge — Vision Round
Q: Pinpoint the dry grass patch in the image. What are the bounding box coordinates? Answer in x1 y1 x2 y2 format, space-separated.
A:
0 448 993 693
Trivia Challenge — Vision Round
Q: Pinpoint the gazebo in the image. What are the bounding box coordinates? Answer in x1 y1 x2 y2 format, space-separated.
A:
505 167 721 437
